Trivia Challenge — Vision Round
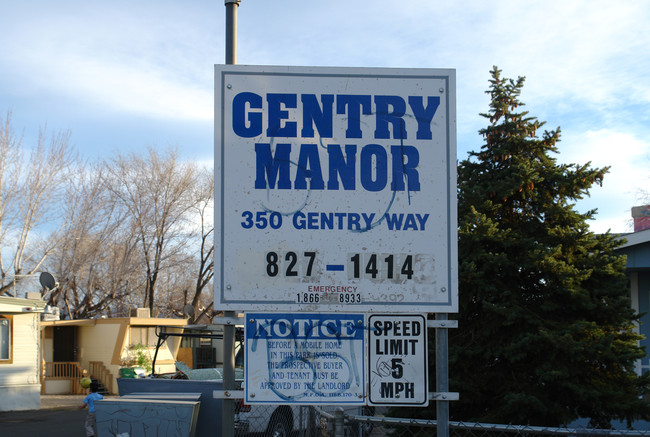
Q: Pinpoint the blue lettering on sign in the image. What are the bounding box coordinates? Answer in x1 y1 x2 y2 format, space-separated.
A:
384 213 430 231
233 93 440 140
232 92 263 138
233 92 439 193
247 313 364 341
409 96 440 140
360 144 387 192
254 143 292 189
336 95 372 139
374 95 407 139
301 94 334 138
267 93 298 137
240 210 429 231
254 143 420 192
295 144 324 190
327 144 356 190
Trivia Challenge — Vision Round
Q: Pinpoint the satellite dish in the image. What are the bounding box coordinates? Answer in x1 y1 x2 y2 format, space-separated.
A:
183 304 195 319
39 272 56 290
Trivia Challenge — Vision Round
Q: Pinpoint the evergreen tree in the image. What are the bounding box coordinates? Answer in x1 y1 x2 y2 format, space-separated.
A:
449 67 649 427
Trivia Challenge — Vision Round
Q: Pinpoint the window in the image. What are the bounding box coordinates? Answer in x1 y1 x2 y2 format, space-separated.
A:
130 327 159 348
0 316 12 363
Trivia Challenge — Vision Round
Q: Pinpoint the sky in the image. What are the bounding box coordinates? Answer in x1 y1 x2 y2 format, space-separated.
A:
1 0 649 234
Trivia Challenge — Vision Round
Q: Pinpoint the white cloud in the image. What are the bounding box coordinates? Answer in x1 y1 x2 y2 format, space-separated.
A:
588 215 635 235
54 56 212 121
560 130 650 233
1 1 216 121
2 0 649 237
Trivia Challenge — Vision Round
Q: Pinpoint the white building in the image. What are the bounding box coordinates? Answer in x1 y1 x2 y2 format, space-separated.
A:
0 295 45 411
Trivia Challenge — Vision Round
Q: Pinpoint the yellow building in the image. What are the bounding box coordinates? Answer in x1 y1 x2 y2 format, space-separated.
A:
41 311 186 395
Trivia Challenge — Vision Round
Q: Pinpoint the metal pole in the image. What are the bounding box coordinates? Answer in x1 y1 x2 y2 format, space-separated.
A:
222 319 236 437
436 313 450 437
225 0 240 65
223 4 240 437
334 408 345 437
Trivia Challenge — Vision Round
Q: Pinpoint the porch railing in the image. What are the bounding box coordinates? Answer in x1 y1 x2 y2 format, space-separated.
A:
42 361 86 395
89 361 114 394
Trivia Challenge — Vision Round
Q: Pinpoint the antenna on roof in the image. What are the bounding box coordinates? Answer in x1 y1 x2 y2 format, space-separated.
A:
39 272 59 301
182 304 195 319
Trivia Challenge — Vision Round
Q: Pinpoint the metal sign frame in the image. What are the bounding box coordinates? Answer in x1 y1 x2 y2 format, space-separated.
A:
214 65 457 313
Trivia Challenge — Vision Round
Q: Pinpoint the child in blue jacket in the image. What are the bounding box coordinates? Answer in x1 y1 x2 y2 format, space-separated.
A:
80 381 103 437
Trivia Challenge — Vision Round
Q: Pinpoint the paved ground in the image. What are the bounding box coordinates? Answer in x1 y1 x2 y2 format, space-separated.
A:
40 394 91 409
0 395 116 437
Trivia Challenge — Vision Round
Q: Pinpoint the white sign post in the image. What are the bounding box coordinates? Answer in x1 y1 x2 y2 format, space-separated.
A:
368 314 428 406
214 65 457 313
244 313 366 404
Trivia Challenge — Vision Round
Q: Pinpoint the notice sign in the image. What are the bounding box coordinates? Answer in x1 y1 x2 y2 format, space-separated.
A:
368 314 428 406
245 313 365 405
214 65 457 313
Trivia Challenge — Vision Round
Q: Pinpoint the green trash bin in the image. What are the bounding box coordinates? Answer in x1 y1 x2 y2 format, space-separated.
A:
119 367 137 378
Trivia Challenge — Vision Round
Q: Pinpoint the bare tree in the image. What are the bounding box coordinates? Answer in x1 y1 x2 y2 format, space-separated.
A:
104 148 204 316
186 169 214 324
156 169 214 323
0 111 75 296
153 257 197 318
46 163 142 319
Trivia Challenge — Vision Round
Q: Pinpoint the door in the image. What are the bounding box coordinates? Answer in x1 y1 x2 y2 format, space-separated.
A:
53 326 76 362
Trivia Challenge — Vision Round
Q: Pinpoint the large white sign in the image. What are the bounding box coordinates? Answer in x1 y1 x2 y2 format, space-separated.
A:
215 65 457 312
368 314 428 406
244 313 366 405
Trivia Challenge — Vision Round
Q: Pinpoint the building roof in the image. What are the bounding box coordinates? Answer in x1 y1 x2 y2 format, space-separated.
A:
617 228 650 249
616 228 650 271
0 296 46 313
41 316 188 327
